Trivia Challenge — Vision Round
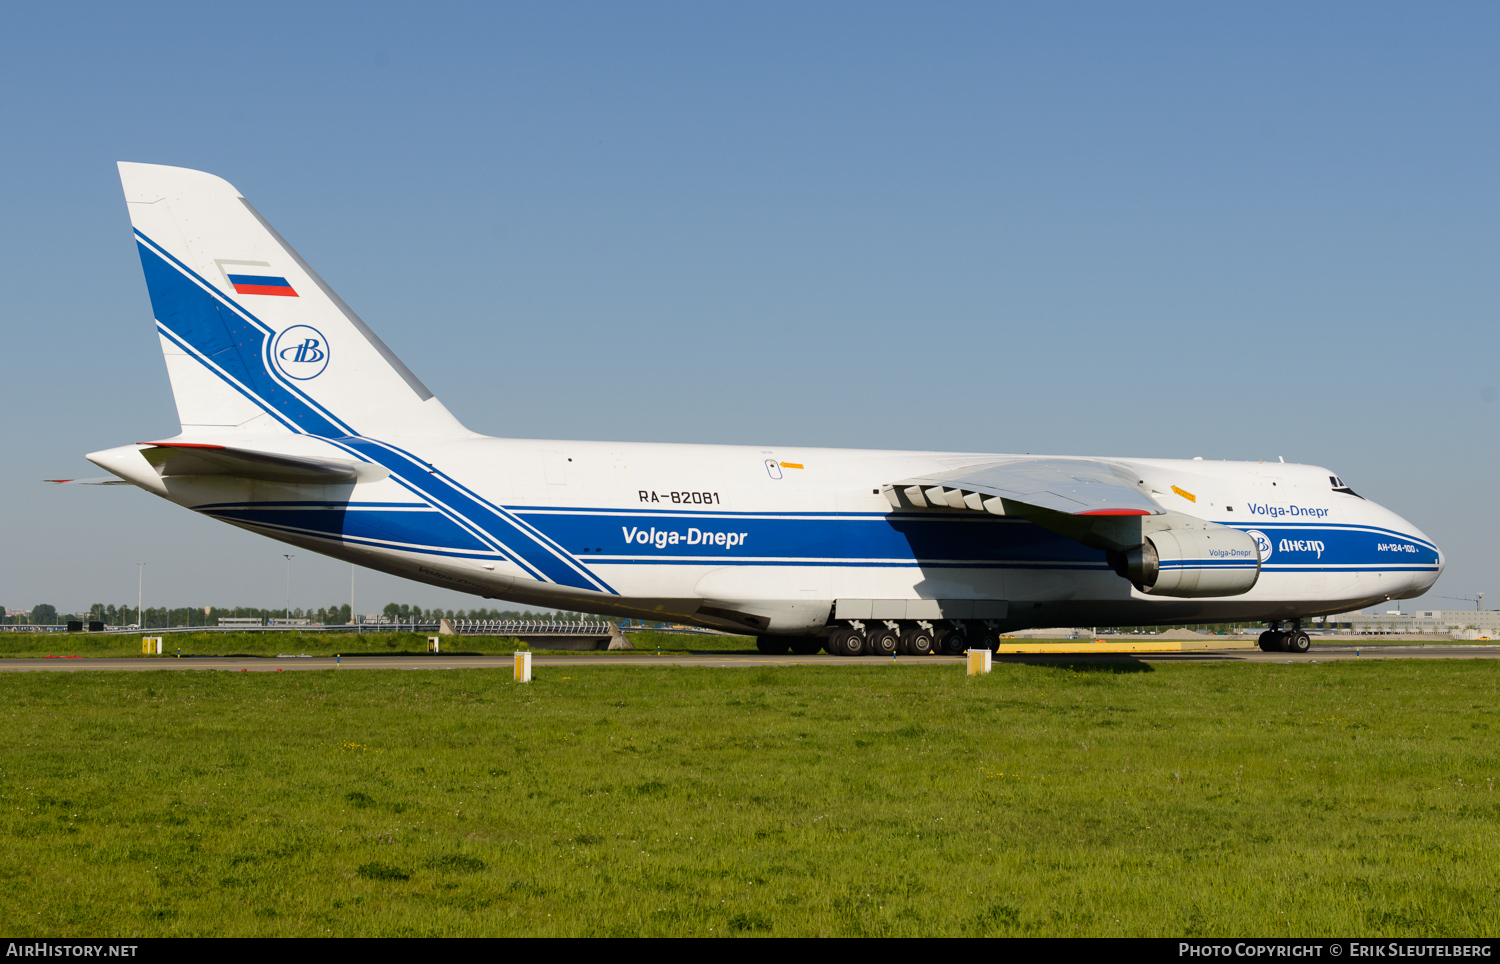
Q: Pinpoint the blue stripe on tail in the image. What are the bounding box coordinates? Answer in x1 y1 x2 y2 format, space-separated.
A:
133 230 615 594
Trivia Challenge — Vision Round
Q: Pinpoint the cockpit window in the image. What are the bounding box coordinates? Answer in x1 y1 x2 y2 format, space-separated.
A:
1330 475 1363 498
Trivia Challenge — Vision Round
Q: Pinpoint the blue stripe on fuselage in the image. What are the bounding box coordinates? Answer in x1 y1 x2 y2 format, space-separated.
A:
1221 522 1440 569
518 509 1436 570
201 503 491 555
530 510 1102 568
197 503 1439 572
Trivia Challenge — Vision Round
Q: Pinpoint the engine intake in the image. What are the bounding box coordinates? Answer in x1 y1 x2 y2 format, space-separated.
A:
1109 526 1261 597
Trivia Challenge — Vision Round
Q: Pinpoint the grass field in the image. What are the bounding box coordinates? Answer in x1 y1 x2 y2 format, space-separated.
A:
0 630 754 659
1 658 1497 936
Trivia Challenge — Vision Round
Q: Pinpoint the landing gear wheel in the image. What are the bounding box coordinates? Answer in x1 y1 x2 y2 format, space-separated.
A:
866 627 899 657
901 626 935 656
756 636 790 654
829 628 866 657
973 628 1000 653
1257 631 1285 652
939 629 968 656
1284 631 1311 654
789 636 822 655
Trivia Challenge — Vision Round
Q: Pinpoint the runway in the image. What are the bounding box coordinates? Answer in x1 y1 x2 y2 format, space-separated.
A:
1 645 1498 672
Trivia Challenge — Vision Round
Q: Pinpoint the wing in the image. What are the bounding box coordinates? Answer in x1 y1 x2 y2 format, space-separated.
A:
882 457 1262 599
884 457 1161 517
45 477 132 485
138 442 362 483
883 457 1166 552
882 455 1164 515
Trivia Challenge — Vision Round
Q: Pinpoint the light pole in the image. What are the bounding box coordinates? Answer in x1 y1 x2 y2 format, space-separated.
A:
283 554 294 622
136 562 145 629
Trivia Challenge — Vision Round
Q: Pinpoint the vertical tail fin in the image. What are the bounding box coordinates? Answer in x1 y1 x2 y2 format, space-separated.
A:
119 162 470 439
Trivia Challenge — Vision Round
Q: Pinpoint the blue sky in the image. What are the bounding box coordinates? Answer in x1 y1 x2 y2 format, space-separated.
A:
2 2 1496 616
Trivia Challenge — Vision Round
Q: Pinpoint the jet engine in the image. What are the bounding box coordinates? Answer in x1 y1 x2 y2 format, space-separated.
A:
1110 525 1261 597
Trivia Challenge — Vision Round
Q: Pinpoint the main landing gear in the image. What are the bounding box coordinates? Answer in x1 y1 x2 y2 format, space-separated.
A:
757 621 1006 657
1258 620 1311 654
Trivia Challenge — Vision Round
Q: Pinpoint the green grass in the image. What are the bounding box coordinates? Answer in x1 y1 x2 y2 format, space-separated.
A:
0 630 755 658
1 660 1497 936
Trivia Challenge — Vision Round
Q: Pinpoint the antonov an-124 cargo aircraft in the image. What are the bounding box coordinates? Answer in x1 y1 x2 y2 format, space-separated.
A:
74 163 1443 656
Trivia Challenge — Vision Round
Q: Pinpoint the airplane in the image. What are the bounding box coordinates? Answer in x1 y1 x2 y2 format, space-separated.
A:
75 162 1443 656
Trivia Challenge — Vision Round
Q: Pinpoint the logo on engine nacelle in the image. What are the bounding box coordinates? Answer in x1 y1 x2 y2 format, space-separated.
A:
1246 529 1273 562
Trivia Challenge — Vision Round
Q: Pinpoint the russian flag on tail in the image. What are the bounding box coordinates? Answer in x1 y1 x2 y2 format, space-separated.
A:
228 273 297 296
216 259 298 297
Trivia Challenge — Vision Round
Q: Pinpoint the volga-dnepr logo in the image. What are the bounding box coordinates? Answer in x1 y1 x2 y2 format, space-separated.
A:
1246 530 1273 562
271 325 329 380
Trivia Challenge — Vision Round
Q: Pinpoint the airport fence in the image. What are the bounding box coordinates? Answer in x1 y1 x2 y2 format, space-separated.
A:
0 619 730 636
1 619 623 636
448 620 614 637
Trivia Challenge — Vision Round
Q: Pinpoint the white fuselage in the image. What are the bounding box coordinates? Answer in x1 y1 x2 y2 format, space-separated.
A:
91 434 1443 634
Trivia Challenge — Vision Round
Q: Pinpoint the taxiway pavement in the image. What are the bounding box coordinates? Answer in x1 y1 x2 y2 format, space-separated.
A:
0 645 1497 672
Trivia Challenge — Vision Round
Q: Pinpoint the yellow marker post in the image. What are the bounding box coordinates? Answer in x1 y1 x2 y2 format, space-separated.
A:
427 636 440 653
514 651 532 683
967 648 992 675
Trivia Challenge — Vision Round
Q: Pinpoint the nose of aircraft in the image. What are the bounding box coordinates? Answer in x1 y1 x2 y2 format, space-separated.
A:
1391 511 1443 598
1412 547 1445 596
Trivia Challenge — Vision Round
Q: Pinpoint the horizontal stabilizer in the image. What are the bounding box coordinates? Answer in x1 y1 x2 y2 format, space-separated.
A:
139 442 362 483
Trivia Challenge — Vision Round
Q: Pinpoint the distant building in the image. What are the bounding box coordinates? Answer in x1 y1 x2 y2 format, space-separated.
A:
1321 610 1499 637
218 617 264 627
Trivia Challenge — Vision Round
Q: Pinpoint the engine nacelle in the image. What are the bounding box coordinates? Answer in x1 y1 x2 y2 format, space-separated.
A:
1114 525 1261 597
